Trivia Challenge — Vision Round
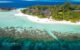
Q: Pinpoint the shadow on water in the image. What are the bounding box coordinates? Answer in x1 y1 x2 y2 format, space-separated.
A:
10 44 22 50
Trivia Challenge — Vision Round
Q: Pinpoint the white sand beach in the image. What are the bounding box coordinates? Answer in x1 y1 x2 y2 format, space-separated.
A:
14 9 80 25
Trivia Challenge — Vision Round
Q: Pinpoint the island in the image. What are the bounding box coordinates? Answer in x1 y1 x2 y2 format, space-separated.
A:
0 8 15 11
20 3 80 23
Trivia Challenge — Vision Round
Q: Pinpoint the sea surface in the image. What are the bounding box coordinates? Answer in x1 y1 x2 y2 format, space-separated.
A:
0 1 80 50
0 1 80 8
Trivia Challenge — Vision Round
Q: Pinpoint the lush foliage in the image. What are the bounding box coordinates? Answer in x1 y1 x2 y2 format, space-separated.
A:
21 3 80 22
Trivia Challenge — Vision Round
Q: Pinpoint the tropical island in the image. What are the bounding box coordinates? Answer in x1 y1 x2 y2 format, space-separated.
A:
20 3 80 23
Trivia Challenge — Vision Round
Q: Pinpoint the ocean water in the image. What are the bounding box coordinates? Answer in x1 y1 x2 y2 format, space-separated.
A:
0 1 80 8
0 38 80 50
0 1 63 8
0 1 80 50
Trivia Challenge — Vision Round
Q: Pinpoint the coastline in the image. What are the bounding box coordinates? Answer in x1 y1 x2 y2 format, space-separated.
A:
15 9 80 25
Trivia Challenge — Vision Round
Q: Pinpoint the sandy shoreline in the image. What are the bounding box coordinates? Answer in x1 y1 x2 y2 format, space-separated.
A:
15 9 80 25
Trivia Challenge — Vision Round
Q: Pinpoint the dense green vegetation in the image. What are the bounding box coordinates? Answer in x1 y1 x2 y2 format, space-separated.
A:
21 3 80 22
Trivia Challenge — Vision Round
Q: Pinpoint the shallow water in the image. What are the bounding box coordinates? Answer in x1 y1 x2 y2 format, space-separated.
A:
0 10 80 33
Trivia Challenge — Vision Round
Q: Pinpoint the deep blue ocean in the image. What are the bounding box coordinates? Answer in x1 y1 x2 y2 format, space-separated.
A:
0 1 80 8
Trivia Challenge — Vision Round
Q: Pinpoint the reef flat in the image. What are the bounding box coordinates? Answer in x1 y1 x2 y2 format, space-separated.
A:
52 31 80 41
0 27 54 41
0 27 80 50
0 27 80 41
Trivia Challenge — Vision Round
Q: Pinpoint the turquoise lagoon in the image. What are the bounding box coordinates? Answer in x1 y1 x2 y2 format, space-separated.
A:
0 10 80 33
